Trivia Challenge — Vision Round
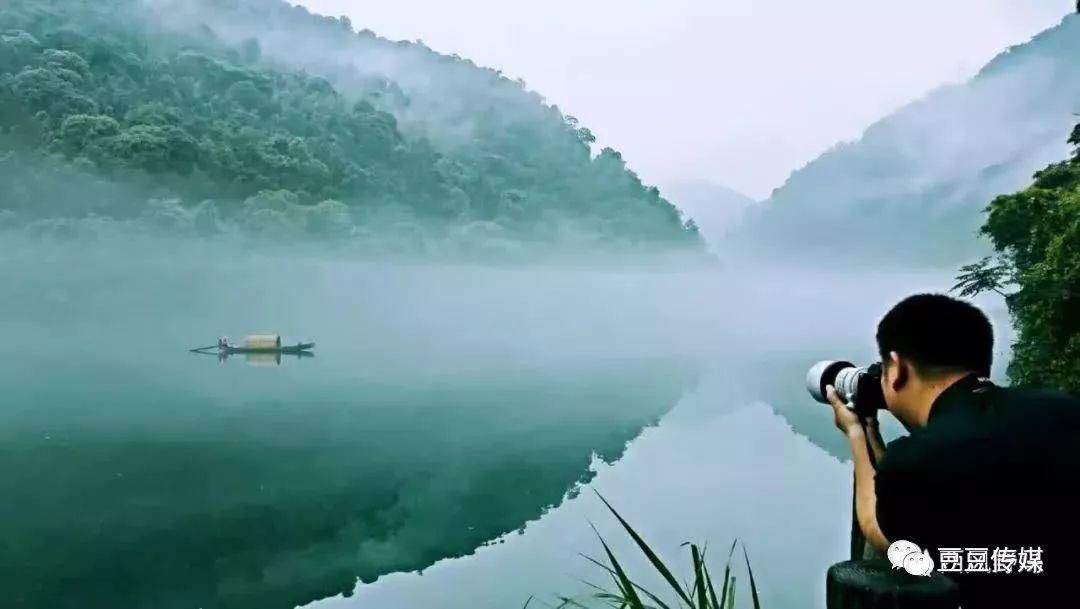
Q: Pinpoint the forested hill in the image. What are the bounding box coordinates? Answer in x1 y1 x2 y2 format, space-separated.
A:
727 14 1080 267
0 0 703 259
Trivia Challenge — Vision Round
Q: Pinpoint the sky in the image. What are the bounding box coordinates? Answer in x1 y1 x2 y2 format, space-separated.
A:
298 0 1072 200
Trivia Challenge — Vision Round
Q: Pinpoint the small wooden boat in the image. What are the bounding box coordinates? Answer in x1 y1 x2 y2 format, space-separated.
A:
224 341 315 354
192 334 315 355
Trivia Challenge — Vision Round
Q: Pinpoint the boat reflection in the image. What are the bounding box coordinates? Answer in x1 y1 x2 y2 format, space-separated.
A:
221 349 315 366
191 348 316 366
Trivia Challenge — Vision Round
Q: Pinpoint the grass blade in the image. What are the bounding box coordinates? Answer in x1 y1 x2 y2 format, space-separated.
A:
595 492 694 607
691 544 709 609
578 578 610 594
592 524 647 609
726 576 736 609
717 540 737 609
741 543 762 609
579 554 673 609
556 596 592 609
703 562 721 609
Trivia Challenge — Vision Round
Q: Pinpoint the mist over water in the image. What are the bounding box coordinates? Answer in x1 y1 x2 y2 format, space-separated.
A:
0 0 1060 606
0 230 1014 609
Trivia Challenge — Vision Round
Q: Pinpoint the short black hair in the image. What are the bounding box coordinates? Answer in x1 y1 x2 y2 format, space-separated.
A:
876 293 993 378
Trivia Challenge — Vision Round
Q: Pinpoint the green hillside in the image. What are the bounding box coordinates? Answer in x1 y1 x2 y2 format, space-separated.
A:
0 0 702 259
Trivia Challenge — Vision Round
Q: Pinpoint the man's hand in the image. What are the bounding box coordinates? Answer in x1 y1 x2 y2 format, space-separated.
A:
829 385 892 555
827 385 863 437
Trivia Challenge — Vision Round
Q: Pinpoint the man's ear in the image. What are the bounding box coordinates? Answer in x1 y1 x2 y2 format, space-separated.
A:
889 351 908 392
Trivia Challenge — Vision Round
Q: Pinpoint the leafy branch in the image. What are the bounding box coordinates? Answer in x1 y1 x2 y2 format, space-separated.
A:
951 256 1014 298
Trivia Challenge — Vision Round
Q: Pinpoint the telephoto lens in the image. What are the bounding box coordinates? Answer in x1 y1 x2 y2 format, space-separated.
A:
805 360 886 419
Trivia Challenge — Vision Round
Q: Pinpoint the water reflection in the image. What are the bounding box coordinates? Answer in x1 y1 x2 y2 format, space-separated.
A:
310 373 853 609
190 349 318 366
1 236 1014 609
0 356 696 609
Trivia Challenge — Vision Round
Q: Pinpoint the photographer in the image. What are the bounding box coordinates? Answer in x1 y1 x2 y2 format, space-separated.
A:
826 294 1080 608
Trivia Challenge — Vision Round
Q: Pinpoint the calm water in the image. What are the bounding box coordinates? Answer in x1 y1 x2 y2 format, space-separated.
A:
0 236 1012 609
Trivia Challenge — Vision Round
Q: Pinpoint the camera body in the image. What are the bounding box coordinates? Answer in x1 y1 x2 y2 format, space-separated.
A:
806 360 887 419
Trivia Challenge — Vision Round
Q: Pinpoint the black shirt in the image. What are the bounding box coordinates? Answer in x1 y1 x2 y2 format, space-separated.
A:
874 374 1080 608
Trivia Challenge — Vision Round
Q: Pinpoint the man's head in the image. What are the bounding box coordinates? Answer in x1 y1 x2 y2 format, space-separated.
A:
876 294 993 428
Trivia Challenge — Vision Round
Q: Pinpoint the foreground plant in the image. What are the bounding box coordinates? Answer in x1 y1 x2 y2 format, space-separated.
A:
528 492 762 609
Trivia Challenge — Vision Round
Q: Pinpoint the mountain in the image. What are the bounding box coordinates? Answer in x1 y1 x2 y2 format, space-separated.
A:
726 14 1080 267
661 179 756 252
0 0 703 260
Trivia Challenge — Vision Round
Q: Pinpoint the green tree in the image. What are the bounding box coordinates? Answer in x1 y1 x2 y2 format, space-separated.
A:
110 124 198 175
960 122 1080 394
0 0 703 257
58 114 120 157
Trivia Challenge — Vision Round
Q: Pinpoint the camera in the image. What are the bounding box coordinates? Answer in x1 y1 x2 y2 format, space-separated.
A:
805 360 886 419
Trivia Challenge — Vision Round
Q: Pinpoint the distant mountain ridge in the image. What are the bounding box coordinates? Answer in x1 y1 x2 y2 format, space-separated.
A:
728 14 1080 266
661 179 755 252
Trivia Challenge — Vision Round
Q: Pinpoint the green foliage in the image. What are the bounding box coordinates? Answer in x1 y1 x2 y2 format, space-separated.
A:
544 494 761 609
0 0 702 258
951 256 1012 298
58 113 119 154
963 123 1080 394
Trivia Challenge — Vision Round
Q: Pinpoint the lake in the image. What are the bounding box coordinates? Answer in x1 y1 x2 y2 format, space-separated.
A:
0 234 1012 609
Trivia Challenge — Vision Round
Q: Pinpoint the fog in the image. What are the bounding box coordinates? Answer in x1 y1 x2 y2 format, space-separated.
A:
0 1 1040 606
719 13 1080 266
765 29 1080 216
2 227 1014 398
143 0 1075 201
1 0 1029 461
298 0 1072 198
12 1 1074 266
1 227 1014 608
